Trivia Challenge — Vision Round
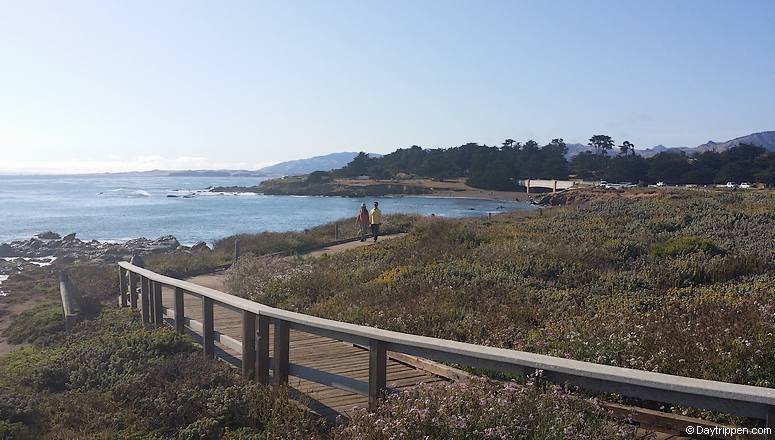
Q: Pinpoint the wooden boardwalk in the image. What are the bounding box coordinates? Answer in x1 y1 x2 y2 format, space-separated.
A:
159 283 442 421
156 276 691 438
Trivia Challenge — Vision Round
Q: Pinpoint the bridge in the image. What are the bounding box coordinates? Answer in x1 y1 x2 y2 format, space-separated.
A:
116 261 775 436
515 179 587 193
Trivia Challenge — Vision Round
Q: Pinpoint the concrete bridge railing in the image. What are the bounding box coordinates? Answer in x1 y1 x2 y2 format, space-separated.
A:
117 261 775 429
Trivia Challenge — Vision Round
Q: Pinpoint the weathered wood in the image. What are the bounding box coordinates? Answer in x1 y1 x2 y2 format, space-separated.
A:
140 276 150 323
121 261 775 422
233 239 240 262
58 271 80 330
242 311 256 380
274 319 290 387
153 282 163 325
257 314 270 385
369 339 387 411
128 272 138 310
118 267 127 307
202 297 215 358
174 287 185 334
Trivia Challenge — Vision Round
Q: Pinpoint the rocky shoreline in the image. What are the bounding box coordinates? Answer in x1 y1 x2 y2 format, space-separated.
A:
0 232 206 289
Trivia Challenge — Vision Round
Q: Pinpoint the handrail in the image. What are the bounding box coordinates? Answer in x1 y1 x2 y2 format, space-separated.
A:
117 261 775 423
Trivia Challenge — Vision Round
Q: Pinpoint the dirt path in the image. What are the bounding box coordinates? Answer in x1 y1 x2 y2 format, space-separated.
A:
187 233 406 292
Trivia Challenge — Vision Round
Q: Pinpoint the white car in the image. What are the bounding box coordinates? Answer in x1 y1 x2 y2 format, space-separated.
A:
739 182 752 189
656 182 665 187
725 182 737 188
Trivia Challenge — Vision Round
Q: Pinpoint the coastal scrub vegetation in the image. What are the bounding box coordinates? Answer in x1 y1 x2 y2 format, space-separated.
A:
324 141 775 189
0 310 324 439
145 214 416 279
227 189 775 406
335 378 636 440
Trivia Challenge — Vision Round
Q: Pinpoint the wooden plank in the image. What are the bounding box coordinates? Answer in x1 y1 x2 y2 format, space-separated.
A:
129 272 138 310
274 319 290 387
369 339 387 412
242 311 256 380
174 288 185 334
257 314 270 385
202 297 215 358
140 276 150 322
128 263 772 434
118 267 127 307
153 282 163 325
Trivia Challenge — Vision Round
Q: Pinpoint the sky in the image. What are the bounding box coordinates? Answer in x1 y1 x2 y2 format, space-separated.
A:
1 0 774 173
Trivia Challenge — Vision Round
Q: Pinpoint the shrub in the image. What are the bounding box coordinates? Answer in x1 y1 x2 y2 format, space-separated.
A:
146 251 232 279
334 378 636 439
0 310 323 439
650 236 723 258
215 214 417 257
1 303 63 345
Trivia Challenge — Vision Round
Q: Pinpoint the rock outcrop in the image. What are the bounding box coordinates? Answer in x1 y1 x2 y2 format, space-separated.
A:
0 233 185 263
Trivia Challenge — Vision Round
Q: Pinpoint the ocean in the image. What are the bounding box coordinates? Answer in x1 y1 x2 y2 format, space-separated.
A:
0 175 533 245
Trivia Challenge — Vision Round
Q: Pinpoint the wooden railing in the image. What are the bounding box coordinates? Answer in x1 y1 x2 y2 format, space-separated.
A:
117 261 775 426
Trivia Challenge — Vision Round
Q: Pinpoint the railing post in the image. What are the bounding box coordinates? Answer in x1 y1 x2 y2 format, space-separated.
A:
118 267 127 307
128 272 138 310
233 239 240 262
369 339 387 412
129 255 144 312
273 319 290 387
242 311 256 380
140 277 150 323
153 282 163 325
174 287 185 333
202 297 215 358
256 314 270 385
148 281 157 323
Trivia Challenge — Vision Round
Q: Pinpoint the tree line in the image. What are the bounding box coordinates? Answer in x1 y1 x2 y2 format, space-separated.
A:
324 135 775 190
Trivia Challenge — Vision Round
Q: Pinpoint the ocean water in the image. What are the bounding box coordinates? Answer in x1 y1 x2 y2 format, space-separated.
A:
0 175 533 245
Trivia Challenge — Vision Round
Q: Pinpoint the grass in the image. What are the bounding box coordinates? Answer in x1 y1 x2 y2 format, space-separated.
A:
0 310 325 439
226 189 775 420
214 214 417 257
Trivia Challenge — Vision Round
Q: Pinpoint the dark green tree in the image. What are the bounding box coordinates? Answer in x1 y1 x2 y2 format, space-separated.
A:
589 135 615 156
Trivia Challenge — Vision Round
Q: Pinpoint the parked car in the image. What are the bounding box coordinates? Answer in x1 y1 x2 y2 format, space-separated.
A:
725 182 737 188
739 182 752 189
656 182 665 187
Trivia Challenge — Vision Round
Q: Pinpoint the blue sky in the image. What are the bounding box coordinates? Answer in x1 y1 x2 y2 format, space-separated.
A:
1 0 774 173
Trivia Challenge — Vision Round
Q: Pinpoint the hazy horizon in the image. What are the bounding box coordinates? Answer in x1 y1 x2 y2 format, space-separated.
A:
2 0 774 174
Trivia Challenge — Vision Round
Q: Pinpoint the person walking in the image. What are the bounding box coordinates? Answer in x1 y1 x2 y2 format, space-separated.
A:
355 203 370 242
369 201 382 242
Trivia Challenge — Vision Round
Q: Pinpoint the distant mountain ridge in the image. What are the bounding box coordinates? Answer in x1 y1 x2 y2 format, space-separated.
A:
564 131 775 158
694 131 775 154
256 152 381 176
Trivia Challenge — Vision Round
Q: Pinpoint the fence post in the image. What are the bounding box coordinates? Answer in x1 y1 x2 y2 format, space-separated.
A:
242 311 257 380
58 271 80 331
140 277 150 323
335 223 340 240
129 255 144 311
233 240 241 262
174 287 185 333
118 267 127 307
273 319 290 387
128 272 138 310
369 339 387 412
153 282 163 325
257 314 270 385
202 297 215 358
